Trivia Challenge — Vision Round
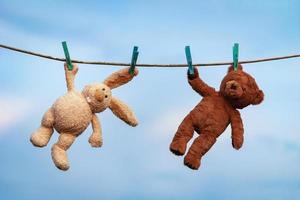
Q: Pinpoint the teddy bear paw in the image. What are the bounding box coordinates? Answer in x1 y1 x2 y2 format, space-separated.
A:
232 138 243 150
184 154 201 170
170 140 187 156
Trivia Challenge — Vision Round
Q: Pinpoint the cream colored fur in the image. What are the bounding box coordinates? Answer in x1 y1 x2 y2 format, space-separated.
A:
30 63 138 171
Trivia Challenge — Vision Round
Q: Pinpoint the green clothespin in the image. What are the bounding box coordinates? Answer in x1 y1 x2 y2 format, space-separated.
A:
62 41 73 71
232 43 239 71
185 46 194 75
129 46 139 75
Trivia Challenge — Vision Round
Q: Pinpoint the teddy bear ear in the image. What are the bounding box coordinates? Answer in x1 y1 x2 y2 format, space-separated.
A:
252 90 264 105
228 64 243 73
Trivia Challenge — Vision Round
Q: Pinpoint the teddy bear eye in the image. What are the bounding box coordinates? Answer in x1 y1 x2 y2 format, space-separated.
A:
105 95 108 98
102 88 105 91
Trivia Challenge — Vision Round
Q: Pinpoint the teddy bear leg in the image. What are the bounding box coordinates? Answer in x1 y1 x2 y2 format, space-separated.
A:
170 114 195 156
30 109 54 147
184 133 216 170
51 133 76 171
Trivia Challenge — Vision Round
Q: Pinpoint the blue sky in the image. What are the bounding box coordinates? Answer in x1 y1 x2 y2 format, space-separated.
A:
0 0 300 199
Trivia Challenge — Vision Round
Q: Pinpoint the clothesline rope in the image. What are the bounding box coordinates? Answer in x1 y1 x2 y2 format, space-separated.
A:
0 43 300 67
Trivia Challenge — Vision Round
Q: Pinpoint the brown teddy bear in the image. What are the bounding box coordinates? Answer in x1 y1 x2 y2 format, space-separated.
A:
30 63 138 171
169 64 264 170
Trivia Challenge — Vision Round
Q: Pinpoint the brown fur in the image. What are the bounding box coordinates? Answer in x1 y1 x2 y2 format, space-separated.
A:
170 65 264 170
30 63 138 171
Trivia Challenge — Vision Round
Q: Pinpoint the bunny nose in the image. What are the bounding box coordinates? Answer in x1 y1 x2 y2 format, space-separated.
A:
95 89 105 102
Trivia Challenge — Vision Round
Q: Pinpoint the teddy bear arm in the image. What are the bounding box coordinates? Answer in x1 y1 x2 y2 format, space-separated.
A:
88 114 103 148
103 67 138 89
188 78 216 97
187 67 216 97
230 110 244 150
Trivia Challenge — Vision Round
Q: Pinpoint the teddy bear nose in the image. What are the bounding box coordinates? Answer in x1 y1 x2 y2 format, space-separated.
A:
226 81 239 91
230 84 237 90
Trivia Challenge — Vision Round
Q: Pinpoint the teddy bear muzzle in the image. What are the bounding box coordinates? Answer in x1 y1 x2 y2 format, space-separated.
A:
224 80 243 98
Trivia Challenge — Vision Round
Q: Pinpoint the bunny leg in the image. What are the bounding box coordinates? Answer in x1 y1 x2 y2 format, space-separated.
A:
170 114 195 156
184 132 216 170
51 133 76 171
30 108 54 147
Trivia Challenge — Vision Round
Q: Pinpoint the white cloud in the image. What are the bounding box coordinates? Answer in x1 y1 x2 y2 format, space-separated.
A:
0 18 106 61
0 96 31 133
147 106 192 139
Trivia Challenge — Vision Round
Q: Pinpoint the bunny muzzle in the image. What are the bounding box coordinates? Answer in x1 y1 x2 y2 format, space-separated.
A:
95 88 105 102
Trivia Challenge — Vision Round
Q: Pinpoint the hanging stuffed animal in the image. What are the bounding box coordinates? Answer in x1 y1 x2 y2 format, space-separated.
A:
169 65 264 170
30 63 138 171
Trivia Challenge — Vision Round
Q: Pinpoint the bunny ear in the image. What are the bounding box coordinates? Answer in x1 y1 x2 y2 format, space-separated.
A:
103 67 138 89
109 96 138 126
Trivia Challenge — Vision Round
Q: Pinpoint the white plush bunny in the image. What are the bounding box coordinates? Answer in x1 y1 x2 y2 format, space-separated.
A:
30 63 138 171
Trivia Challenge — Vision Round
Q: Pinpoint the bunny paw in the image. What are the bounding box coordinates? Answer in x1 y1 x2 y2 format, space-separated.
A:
89 136 103 148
